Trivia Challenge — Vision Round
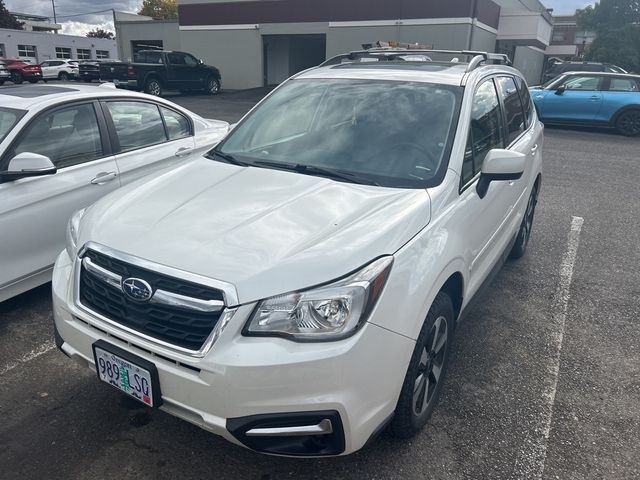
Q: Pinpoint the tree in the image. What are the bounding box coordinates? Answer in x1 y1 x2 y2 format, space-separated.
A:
138 0 178 20
577 0 640 72
86 28 115 39
0 0 23 30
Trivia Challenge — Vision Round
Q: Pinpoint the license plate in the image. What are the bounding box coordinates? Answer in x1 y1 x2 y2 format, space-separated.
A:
92 340 162 407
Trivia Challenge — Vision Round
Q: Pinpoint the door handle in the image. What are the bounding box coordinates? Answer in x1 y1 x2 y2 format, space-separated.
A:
530 144 539 155
91 171 118 185
590 95 600 100
174 147 193 158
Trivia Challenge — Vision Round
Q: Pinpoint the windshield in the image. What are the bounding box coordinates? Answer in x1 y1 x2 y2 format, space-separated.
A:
0 107 25 144
213 78 462 188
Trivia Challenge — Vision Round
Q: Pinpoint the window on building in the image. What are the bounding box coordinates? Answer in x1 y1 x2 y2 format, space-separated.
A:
55 47 72 59
105 101 167 152
497 76 526 145
462 79 505 185
96 50 110 59
552 32 565 42
76 49 91 60
18 45 37 59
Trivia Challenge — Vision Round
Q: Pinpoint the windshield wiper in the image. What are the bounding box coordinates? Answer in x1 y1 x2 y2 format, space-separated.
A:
252 160 381 186
206 149 251 167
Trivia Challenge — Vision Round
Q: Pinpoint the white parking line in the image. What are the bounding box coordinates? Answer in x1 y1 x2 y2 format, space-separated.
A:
514 215 584 479
0 341 55 376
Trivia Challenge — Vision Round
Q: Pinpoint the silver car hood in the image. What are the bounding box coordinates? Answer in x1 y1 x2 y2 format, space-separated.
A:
78 158 431 304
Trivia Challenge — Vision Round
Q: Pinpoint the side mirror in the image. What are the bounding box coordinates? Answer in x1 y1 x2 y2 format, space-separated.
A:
0 152 57 182
476 149 526 199
555 85 566 95
198 59 204 65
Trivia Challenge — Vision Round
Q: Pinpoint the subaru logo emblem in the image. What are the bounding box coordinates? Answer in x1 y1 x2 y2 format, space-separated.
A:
121 278 153 301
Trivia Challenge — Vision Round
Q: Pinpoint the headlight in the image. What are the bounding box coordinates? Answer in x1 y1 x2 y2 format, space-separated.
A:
65 208 86 259
245 256 393 341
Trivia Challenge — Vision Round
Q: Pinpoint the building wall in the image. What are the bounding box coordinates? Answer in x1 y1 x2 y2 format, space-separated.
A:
513 45 545 84
179 28 262 90
0 28 117 61
115 20 181 61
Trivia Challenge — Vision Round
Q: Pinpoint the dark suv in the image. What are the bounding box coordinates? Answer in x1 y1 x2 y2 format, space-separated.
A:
542 61 626 84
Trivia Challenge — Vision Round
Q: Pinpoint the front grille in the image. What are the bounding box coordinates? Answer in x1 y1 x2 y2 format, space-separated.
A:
79 249 225 351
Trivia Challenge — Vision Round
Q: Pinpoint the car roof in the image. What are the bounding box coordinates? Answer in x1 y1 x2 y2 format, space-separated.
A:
297 61 522 86
561 71 639 79
0 84 161 110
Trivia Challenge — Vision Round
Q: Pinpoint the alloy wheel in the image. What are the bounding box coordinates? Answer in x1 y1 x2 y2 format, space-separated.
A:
208 78 220 94
617 111 640 136
412 315 448 416
147 80 161 96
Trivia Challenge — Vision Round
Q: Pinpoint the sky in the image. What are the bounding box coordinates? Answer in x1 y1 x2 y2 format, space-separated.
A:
542 0 596 14
5 0 597 37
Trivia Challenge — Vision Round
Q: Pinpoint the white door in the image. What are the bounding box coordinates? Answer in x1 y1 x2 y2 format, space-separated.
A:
0 102 120 294
102 100 196 185
456 78 515 297
493 75 541 247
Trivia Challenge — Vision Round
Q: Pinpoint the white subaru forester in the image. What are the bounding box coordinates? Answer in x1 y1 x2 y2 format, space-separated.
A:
52 49 543 457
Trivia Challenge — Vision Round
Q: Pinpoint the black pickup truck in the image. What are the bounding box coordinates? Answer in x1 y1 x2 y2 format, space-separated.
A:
99 50 222 96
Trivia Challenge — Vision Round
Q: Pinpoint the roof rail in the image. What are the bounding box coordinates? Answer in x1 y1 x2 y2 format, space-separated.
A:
321 48 512 71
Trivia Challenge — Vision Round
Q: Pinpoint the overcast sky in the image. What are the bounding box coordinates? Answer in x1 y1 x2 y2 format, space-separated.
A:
5 0 597 37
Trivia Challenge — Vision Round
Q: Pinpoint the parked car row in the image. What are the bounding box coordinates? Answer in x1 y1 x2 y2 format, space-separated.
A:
0 51 223 98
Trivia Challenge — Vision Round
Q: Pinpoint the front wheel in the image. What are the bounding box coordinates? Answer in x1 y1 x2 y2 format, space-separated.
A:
28 79 38 84
58 72 69 81
615 110 640 137
389 292 454 438
509 184 538 259
205 76 220 95
144 78 162 96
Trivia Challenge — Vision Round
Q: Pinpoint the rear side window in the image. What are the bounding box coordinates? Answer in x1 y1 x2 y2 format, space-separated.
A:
515 76 534 127
462 78 505 185
106 101 167 151
608 78 639 92
497 76 526 145
160 107 191 140
0 107 25 144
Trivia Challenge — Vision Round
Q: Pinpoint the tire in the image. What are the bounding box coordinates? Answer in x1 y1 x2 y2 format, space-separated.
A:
10 72 23 84
205 76 220 95
58 72 69 81
84 79 93 83
0 80 4 86
509 184 538 260
28 79 38 84
389 292 454 438
615 109 640 137
144 77 162 96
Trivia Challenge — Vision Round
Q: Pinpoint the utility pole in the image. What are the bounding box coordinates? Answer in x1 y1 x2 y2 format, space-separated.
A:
51 0 58 34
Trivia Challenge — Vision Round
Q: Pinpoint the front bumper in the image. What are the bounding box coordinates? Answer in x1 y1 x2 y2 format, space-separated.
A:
52 250 414 456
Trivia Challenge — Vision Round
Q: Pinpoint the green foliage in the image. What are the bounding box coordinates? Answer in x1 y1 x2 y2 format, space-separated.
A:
138 0 178 20
86 28 115 39
577 0 640 72
0 0 23 30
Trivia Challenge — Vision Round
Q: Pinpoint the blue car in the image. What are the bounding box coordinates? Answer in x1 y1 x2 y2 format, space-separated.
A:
530 72 640 136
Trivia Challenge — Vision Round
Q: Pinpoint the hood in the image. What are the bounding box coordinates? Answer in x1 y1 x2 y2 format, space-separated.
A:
78 158 431 304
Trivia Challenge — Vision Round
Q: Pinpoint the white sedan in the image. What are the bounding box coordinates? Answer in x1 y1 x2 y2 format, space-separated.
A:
0 83 229 302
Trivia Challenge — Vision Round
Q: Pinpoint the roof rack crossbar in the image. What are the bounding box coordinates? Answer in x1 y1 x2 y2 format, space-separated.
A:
320 48 512 70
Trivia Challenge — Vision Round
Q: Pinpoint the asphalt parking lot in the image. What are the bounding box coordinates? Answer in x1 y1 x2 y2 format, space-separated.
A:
1 85 639 480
